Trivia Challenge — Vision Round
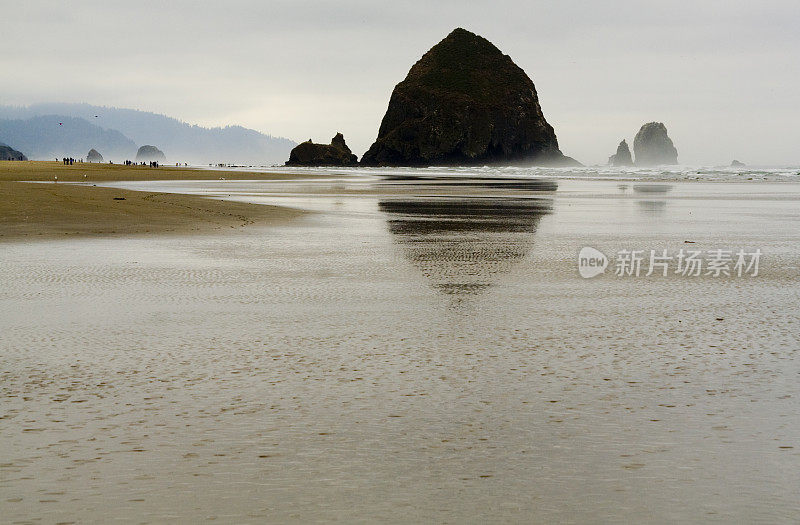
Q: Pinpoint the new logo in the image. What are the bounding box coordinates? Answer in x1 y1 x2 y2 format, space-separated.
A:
578 247 608 278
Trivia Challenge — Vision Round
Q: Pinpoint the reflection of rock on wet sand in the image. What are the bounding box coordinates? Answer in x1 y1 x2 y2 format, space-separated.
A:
637 200 667 213
633 183 672 215
379 197 552 298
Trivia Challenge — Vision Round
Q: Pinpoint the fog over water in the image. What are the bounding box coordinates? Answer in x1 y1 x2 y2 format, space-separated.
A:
2 1 799 164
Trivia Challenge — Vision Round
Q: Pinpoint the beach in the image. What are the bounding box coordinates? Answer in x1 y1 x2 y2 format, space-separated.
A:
2 162 800 522
0 162 315 239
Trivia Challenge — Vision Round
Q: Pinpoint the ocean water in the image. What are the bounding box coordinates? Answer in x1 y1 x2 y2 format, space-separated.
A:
191 163 800 183
2 173 800 523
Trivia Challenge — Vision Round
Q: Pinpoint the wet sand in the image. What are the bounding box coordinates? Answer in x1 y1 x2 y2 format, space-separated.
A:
0 162 312 239
0 160 326 183
2 172 800 523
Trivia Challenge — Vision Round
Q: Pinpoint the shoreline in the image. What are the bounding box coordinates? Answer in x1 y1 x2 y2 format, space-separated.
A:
3 160 799 241
0 160 321 183
0 161 310 241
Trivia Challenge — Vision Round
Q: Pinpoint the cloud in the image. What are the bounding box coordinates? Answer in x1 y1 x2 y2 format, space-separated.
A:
2 0 799 164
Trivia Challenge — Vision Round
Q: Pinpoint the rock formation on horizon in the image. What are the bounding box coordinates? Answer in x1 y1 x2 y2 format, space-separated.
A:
360 28 578 167
0 142 27 161
285 133 358 166
87 148 103 163
608 140 633 166
0 104 295 165
731 159 745 167
633 122 678 166
135 145 166 162
0 115 137 161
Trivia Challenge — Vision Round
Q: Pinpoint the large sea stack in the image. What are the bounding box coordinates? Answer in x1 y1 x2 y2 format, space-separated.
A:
285 133 358 166
0 143 27 161
360 28 577 167
633 122 678 166
608 140 633 166
135 145 166 162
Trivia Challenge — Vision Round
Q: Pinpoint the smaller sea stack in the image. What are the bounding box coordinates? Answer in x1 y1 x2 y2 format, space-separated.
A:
136 145 166 162
633 122 678 166
87 148 104 163
608 140 633 166
285 133 358 166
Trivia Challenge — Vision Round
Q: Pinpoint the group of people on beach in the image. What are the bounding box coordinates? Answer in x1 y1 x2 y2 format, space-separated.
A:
54 158 162 167
122 160 160 167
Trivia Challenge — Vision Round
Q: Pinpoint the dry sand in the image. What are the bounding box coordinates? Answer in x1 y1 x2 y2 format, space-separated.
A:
0 161 310 239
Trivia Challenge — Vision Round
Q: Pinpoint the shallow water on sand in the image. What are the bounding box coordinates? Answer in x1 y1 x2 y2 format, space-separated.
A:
194 163 800 183
2 177 800 523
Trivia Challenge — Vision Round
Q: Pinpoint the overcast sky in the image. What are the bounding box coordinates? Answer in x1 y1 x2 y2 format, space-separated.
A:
2 0 799 165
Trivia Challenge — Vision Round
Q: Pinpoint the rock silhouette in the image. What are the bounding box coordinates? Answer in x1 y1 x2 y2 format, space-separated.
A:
633 122 678 166
361 28 578 167
731 160 745 167
86 148 103 163
608 140 633 166
285 133 358 166
135 145 166 162
0 143 27 161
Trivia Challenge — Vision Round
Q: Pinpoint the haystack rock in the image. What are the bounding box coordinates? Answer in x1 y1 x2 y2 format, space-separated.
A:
731 160 745 167
285 133 358 166
0 143 27 161
633 122 678 166
87 148 104 163
360 28 578 167
135 145 166 162
608 140 633 166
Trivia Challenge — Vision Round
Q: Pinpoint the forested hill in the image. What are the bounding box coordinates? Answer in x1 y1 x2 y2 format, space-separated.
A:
0 103 296 164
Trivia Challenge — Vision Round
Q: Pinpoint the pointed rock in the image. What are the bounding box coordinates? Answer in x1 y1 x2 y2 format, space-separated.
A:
87 148 104 163
633 122 678 166
330 132 351 154
361 28 578 167
608 140 633 166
